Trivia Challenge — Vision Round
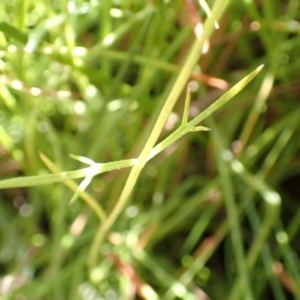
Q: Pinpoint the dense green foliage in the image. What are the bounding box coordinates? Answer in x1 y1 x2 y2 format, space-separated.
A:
0 0 300 299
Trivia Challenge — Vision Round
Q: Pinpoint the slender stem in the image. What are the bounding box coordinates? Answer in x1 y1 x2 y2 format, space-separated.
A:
182 85 191 125
148 65 264 161
39 153 107 222
88 0 231 270
0 158 137 189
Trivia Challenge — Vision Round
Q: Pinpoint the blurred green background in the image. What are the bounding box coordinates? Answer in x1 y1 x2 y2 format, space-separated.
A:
1 0 300 299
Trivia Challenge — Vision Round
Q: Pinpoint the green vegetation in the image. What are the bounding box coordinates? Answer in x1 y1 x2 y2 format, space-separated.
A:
0 0 299 299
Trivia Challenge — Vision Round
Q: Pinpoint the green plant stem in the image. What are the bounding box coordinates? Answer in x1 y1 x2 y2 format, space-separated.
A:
0 158 137 189
148 65 263 161
39 153 107 222
88 0 231 270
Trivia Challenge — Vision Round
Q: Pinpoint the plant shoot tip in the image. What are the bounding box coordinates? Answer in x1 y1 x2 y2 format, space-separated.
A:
38 151 45 157
258 64 264 70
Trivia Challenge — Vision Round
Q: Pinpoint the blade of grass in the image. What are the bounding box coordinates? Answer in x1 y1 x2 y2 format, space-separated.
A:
0 21 28 43
238 187 286 300
208 117 254 300
229 160 281 299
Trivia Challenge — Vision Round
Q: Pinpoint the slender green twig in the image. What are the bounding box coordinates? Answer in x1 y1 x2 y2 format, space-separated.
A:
88 0 231 270
147 65 263 161
88 65 263 270
0 157 137 189
182 85 191 125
